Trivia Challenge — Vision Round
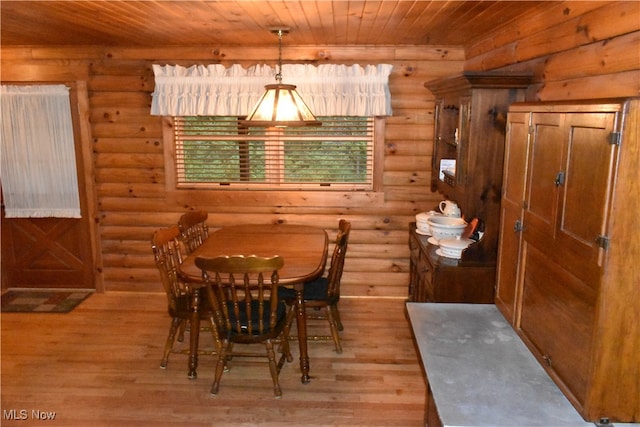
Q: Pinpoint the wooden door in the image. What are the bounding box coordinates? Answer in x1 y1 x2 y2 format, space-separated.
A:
495 111 530 322
523 112 565 248
1 85 95 290
556 112 617 286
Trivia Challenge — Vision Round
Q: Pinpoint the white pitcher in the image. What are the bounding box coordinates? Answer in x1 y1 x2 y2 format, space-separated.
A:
439 200 461 217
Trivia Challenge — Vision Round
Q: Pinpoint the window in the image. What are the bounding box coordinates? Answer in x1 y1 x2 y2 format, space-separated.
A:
173 116 378 190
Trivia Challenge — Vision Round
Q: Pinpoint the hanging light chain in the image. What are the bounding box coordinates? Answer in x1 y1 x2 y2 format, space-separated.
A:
275 29 284 83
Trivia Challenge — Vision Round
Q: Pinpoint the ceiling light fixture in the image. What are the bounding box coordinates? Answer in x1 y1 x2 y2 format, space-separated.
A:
241 28 320 128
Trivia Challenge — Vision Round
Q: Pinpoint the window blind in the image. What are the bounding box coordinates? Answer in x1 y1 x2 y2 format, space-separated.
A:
174 116 374 190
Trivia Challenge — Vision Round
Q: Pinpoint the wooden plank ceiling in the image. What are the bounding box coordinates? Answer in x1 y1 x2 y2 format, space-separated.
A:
0 1 548 47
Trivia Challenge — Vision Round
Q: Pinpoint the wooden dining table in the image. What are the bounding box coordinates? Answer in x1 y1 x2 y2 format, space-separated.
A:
178 223 329 384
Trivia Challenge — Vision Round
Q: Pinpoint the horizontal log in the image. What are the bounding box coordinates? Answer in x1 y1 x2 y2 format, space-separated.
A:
94 153 164 169
384 122 431 140
89 59 152 76
92 121 162 138
93 137 163 154
96 183 166 199
468 2 608 58
88 74 155 92
384 154 430 172
91 107 159 124
102 253 154 269
89 92 152 108
384 139 433 156
0 60 89 81
543 31 640 82
537 70 640 101
384 186 439 202
95 167 164 184
383 171 431 187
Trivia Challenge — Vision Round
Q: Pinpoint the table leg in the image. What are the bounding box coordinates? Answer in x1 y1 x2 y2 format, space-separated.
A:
188 287 200 379
295 284 310 383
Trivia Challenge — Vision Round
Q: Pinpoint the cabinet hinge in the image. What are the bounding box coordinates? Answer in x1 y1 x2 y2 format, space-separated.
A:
595 235 610 250
609 132 621 146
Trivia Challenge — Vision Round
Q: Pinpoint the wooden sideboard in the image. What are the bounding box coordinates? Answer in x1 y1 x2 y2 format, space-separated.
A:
408 223 494 303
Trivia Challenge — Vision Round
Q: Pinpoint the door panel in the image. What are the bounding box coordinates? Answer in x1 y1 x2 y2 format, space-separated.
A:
519 243 596 407
496 112 530 321
524 113 564 243
559 113 617 268
1 215 93 288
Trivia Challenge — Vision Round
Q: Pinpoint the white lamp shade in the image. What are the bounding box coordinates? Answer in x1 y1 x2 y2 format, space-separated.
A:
241 83 320 127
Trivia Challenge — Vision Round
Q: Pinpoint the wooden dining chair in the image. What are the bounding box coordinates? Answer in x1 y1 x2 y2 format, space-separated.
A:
151 226 219 371
281 219 351 353
195 254 292 397
177 210 209 255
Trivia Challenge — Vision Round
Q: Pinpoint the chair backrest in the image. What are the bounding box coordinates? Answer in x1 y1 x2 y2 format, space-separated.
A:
178 210 209 254
151 226 189 312
325 219 351 300
195 255 285 341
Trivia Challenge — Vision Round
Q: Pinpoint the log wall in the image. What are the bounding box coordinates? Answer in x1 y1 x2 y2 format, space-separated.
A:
1 1 637 296
465 1 640 100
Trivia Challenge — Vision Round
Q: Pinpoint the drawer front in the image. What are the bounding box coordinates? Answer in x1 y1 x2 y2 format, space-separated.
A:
409 232 434 302
519 244 596 406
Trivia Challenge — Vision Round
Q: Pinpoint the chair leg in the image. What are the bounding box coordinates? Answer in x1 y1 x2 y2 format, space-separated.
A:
177 319 187 342
208 316 221 353
280 324 293 363
210 341 230 396
332 304 344 331
325 306 343 354
161 316 182 368
283 304 296 338
265 340 283 398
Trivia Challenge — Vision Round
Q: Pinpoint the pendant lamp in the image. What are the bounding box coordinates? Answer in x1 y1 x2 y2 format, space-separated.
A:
241 28 320 127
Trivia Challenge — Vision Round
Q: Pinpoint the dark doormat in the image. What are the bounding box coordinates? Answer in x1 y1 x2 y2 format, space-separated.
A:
1 290 93 313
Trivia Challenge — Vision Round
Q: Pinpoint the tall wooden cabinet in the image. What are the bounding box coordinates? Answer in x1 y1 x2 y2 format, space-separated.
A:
413 72 530 304
496 99 640 422
424 72 531 263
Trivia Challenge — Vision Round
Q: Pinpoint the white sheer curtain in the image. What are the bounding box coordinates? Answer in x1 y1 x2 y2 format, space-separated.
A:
0 85 81 218
151 63 393 117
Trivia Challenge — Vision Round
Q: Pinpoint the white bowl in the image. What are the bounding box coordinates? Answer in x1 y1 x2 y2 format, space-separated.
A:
415 211 442 234
426 216 467 241
438 236 474 259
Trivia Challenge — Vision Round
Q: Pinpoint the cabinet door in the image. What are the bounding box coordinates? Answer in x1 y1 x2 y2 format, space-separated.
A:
556 112 617 286
523 113 564 250
495 112 530 321
519 110 618 412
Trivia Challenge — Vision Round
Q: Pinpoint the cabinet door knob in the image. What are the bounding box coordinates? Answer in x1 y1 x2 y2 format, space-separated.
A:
542 354 553 367
513 220 525 232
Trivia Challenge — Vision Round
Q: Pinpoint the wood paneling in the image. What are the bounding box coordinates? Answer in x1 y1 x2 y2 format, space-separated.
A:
0 1 545 47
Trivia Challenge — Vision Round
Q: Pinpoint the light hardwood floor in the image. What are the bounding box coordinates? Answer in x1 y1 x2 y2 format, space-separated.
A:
1 293 425 426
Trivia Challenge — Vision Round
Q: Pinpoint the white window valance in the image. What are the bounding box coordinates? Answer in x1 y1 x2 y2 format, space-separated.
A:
151 63 393 117
0 85 81 218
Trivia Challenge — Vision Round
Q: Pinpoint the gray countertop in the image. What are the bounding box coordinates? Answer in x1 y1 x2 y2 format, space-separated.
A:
406 303 594 427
